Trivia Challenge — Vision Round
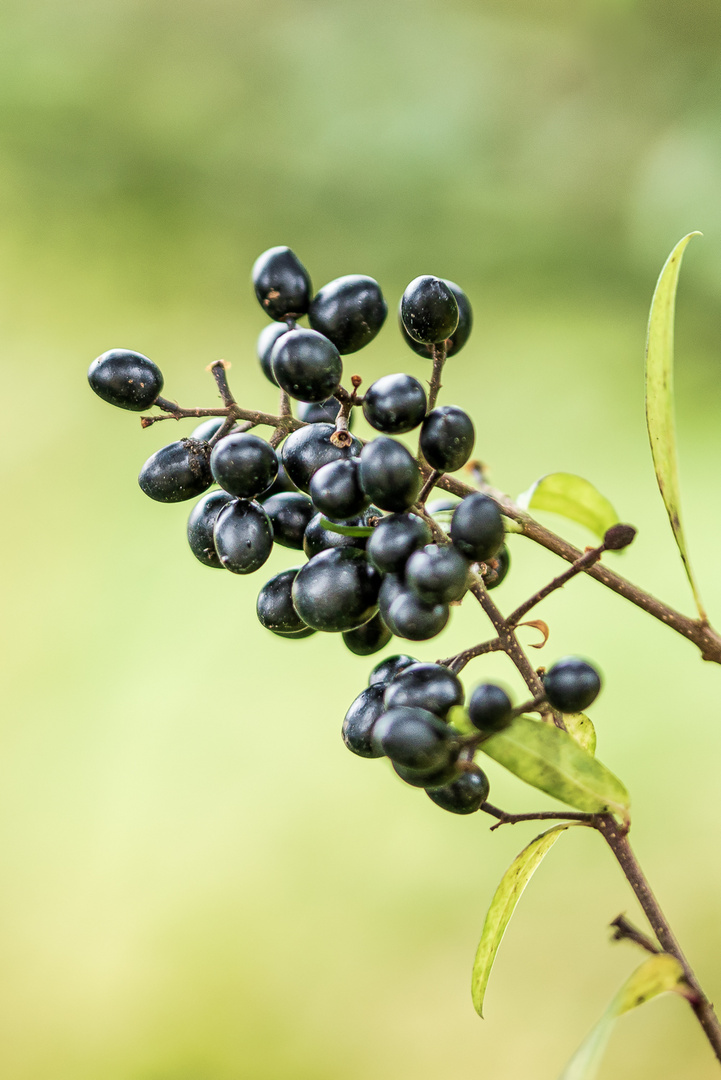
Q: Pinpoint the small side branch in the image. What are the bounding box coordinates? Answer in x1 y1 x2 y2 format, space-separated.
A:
481 803 597 831
427 342 447 413
609 913 660 955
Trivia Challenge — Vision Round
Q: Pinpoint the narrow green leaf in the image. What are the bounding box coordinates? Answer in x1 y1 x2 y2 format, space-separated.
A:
480 716 629 819
516 473 619 543
564 713 596 756
319 518 374 537
472 824 576 1016
645 232 706 621
559 954 689 1080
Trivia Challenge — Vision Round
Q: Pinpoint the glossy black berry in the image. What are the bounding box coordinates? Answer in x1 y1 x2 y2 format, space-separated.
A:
310 458 369 520
393 758 462 789
292 548 381 633
383 662 463 719
400 276 459 345
252 246 312 320
468 683 513 734
308 275 387 353
405 543 469 604
359 437 421 512
427 766 490 814
482 544 510 590
343 612 392 656
368 654 417 687
256 322 288 386
262 492 315 549
138 439 212 503
420 406 475 473
257 568 310 635
450 492 504 562
281 423 362 494
88 348 164 411
342 684 386 758
543 658 602 713
303 511 369 559
401 280 473 358
362 374 427 434
259 461 299 501
426 497 459 516
210 433 278 499
296 397 341 425
387 589 450 641
371 706 457 772
271 328 342 403
366 512 431 575
213 500 273 574
187 489 234 567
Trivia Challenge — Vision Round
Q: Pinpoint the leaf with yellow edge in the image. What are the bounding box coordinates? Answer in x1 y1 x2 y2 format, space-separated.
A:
645 232 706 620
472 824 579 1016
517 473 619 543
559 953 691 1080
564 713 596 756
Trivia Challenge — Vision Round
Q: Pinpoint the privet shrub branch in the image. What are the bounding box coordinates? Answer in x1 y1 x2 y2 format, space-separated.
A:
88 234 721 1076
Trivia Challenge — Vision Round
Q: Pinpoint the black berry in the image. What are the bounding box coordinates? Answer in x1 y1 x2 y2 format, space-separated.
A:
387 589 450 641
420 406 475 473
362 374 427 434
366 512 432 575
310 458 369 520
468 684 513 734
359 437 421 512
342 613 392 656
303 511 370 559
210 433 278 499
271 328 342 403
401 280 473 358
405 543 469 604
450 492 504 562
138 439 212 503
88 348 164 411
543 658 602 713
383 662 463 719
427 766 490 814
368 654 417 687
262 492 315 549
292 548 381 633
482 544 510 590
191 418 233 442
400 276 459 345
377 574 406 633
252 246 312 320
257 568 310 635
257 322 288 386
371 706 457 772
393 758 462 789
213 500 273 574
259 461 299 501
187 489 234 567
296 397 342 425
281 423 362 494
342 684 386 758
308 275 387 353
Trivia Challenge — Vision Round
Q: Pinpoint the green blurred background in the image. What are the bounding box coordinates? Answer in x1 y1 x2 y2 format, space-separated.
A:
2 1 721 1077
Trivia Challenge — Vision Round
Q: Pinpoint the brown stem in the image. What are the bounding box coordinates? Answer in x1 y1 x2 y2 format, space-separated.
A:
481 803 596 830
609 913 661 955
418 469 442 506
598 814 721 1063
438 636 503 673
506 543 606 627
427 342 447 413
209 360 236 407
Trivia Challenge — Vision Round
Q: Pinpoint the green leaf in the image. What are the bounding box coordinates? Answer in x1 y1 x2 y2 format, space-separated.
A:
319 518 374 537
480 716 629 819
645 232 706 621
559 953 689 1080
447 705 476 736
472 824 577 1016
517 473 619 542
564 713 596 756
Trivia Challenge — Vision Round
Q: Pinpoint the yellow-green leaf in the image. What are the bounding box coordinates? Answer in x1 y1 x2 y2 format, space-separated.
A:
645 232 706 621
472 824 577 1016
564 713 596 755
559 954 689 1080
516 473 619 543
480 716 629 819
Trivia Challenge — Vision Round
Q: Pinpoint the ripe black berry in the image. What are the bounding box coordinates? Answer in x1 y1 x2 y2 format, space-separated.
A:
281 423 362 494
88 348 164 411
401 280 473 358
387 589 450 641
468 684 513 734
292 548 381 632
427 766 490 814
366 512 432 575
362 374 427 434
342 684 386 758
359 437 421 512
383 662 463 719
257 568 311 635
309 458 369 520
296 397 342 425
210 433 278 499
371 706 457 772
262 492 315 549
259 461 299 501
481 544 510 590
420 406 475 473
308 275 387 353
400 276 459 345
543 658 602 713
187 489 234 568
368 654 417 686
393 758 462 789
303 511 370 559
342 613 392 656
450 492 504 562
138 439 212 503
257 322 288 386
252 246 312 320
271 328 342 403
405 543 469 604
213 500 273 574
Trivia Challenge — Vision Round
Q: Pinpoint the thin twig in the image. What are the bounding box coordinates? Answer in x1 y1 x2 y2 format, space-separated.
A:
438 636 503 673
609 914 661 955
427 341 447 413
418 469 442 506
481 803 597 830
506 543 606 627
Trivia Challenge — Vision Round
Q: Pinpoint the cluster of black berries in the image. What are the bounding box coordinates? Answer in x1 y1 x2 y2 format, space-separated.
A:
87 245 602 817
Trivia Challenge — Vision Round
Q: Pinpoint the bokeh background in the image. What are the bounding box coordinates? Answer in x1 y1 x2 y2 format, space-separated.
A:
3 1 721 1077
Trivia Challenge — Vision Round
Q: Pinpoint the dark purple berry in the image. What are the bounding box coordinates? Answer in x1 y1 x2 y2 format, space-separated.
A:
138 439 212 503
271 328 342 403
292 548 381 633
543 658 602 713
296 397 342 425
187 489 234 567
281 423 362 494
366 512 432 575
210 433 278 499
88 348 164 411
303 511 369 559
468 684 513 734
258 461 299 500
393 758 463 789
342 612 392 656
371 706 458 771
387 589 449 641
213 500 273 574
308 275 387 353
482 544 510 590
257 568 310 635
450 492 504 563
368 654 417 687
427 766 490 814
420 406 475 473
359 437 421 512
400 276 459 345
256 322 288 386
252 246 312 320
383 662 463 719
262 492 315 549
401 280 472 358
310 458 369 520
342 684 386 758
377 574 406 634
362 374 427 434
405 543 469 604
